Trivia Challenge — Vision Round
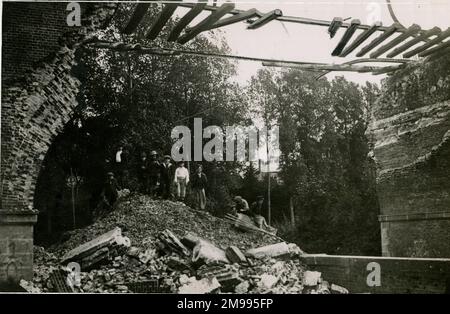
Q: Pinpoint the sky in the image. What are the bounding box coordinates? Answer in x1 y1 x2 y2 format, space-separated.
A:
173 0 450 86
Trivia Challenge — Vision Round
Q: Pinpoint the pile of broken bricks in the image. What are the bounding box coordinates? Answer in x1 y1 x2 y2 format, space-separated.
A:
25 227 348 294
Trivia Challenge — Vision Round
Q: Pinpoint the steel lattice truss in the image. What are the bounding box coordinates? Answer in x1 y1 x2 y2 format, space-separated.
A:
87 1 450 76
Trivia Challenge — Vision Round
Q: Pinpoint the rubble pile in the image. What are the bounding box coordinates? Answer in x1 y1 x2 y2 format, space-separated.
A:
25 195 349 294
50 195 279 256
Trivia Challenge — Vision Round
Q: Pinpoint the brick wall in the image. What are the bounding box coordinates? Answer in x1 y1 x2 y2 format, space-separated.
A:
368 55 450 258
300 254 450 293
1 2 73 85
0 2 117 286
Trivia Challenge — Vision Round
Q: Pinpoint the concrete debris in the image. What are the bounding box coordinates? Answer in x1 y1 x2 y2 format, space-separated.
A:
29 196 349 294
138 248 157 264
178 277 221 294
192 240 229 265
331 283 349 294
157 229 191 257
180 232 203 250
246 242 291 259
20 279 41 293
259 274 278 289
234 280 250 293
226 246 247 264
302 271 322 287
197 264 242 292
61 227 130 270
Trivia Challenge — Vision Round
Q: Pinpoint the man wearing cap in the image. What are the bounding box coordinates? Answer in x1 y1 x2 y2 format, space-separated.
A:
159 155 173 199
233 196 249 213
102 172 120 211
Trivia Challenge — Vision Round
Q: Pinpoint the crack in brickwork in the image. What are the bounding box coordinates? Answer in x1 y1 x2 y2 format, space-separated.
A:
368 57 450 258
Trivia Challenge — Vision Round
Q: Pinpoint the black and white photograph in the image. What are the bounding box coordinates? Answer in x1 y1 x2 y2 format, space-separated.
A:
0 0 449 298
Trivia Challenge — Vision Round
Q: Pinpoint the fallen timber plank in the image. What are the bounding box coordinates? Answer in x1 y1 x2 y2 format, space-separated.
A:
332 19 361 56
386 26 441 58
403 27 450 58
146 0 180 40
122 3 151 34
177 3 235 44
340 21 382 57
167 0 207 42
370 24 422 58
356 23 401 57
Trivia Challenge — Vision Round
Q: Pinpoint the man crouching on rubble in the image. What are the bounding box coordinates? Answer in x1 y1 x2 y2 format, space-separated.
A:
233 195 272 231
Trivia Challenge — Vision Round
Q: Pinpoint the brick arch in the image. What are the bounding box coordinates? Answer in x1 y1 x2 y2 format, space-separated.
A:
1 3 117 213
0 3 117 285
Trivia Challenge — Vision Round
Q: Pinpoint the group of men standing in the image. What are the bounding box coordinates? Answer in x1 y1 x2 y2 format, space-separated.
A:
104 147 208 211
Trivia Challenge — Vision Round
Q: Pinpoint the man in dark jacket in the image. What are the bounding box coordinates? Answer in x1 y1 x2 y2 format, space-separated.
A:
249 195 270 229
159 155 173 199
137 152 149 194
148 150 160 198
192 165 207 210
101 172 120 211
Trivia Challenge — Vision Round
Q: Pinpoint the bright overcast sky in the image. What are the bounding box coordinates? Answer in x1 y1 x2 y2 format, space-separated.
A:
174 0 450 86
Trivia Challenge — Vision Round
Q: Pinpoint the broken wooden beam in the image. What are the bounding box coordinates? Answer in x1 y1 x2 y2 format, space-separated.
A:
403 27 450 58
386 26 441 58
356 23 401 57
247 9 282 30
328 17 343 38
209 8 258 30
262 61 378 73
418 39 450 57
370 24 422 58
340 21 382 57
122 3 151 34
177 3 235 44
146 0 180 40
332 19 361 56
167 0 207 42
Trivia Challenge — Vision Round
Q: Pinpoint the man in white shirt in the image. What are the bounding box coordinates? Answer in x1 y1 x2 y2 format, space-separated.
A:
174 160 189 201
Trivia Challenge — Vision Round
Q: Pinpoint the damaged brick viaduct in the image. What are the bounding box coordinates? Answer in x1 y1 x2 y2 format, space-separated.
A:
1 2 449 291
